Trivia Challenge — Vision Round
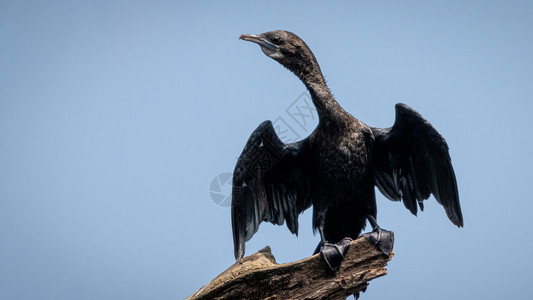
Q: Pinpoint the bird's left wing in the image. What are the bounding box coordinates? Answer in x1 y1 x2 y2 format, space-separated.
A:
372 103 463 227
232 121 312 260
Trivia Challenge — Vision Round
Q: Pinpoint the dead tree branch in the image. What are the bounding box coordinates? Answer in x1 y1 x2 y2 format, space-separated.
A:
186 237 393 299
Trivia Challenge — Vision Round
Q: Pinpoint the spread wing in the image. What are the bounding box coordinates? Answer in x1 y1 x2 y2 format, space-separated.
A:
231 121 313 260
372 103 463 227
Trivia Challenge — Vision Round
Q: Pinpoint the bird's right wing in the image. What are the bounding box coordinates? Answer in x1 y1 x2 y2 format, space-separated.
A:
232 121 312 260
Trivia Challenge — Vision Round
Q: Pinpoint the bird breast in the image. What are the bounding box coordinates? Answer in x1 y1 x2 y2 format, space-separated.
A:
312 124 372 178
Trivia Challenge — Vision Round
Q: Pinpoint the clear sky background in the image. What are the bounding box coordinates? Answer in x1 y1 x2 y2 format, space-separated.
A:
1 1 532 299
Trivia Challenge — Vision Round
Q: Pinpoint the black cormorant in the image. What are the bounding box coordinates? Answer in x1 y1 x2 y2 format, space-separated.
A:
232 30 463 271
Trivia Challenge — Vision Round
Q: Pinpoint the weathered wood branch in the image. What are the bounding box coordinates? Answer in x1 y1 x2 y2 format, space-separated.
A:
186 237 393 300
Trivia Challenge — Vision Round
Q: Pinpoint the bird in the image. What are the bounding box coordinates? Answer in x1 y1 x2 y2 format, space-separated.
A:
232 30 463 272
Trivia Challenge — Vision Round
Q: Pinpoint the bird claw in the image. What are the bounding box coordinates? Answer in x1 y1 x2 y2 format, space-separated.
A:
362 228 394 256
353 286 367 300
319 237 352 272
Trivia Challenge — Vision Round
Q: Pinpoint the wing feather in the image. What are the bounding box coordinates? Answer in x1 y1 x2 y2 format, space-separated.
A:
231 121 312 260
372 103 463 227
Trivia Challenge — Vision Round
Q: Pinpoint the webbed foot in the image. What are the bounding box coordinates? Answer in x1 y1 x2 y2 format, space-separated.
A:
363 215 394 256
318 237 352 272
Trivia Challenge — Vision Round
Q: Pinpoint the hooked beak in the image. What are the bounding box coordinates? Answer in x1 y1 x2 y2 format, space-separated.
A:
239 34 279 51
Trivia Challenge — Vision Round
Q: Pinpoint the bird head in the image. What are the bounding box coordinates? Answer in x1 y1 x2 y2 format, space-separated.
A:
240 30 322 83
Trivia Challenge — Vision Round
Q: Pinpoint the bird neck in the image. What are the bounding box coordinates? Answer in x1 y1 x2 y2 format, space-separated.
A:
302 72 349 125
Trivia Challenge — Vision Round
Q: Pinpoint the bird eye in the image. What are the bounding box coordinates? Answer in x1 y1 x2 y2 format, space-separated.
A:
271 36 281 44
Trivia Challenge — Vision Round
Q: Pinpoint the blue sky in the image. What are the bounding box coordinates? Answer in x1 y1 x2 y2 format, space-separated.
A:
1 1 533 299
